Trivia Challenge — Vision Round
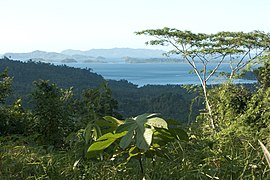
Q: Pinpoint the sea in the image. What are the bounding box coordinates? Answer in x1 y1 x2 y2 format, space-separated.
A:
58 63 257 87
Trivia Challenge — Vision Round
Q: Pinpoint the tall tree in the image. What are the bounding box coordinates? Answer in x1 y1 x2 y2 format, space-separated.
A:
0 68 27 135
136 28 270 129
74 82 119 129
0 68 12 104
32 80 73 146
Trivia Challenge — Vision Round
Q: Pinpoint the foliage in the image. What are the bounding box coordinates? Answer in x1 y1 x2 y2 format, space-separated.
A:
0 68 29 135
254 61 270 89
87 113 188 177
183 121 270 179
0 67 12 103
0 58 200 123
181 62 270 179
208 83 252 130
31 80 74 147
137 28 270 129
0 99 29 135
65 83 121 160
87 113 187 155
0 135 155 179
1 55 270 179
136 28 270 80
74 82 119 129
241 87 270 136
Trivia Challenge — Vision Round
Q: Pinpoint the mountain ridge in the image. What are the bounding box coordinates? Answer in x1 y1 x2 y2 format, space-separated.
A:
61 48 166 58
4 48 167 63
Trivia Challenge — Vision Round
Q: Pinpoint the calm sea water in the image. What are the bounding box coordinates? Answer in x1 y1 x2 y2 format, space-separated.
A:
60 63 257 86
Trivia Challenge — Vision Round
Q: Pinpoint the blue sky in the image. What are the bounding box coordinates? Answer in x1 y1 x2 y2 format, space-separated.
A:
0 0 269 54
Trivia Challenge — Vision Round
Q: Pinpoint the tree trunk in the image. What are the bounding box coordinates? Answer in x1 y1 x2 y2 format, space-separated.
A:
202 83 215 129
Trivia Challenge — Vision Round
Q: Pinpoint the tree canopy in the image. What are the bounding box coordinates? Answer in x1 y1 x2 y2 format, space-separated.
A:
136 28 270 129
136 28 270 81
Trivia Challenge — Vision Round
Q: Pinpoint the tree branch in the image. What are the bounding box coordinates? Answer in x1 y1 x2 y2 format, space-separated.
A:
205 53 227 82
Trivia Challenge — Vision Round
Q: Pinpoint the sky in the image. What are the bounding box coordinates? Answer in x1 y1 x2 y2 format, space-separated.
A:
0 0 269 54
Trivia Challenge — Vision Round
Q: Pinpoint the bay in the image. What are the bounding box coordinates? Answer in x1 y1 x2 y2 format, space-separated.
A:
59 63 257 86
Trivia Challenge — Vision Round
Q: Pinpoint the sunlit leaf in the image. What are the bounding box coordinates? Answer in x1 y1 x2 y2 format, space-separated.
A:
147 117 168 129
103 116 124 126
135 127 153 150
116 114 161 150
86 131 126 158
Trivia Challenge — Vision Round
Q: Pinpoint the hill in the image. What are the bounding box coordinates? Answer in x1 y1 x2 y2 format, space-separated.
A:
61 48 166 59
3 48 167 64
4 50 105 63
0 57 200 121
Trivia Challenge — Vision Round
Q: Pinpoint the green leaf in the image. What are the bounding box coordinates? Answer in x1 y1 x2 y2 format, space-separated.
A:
95 119 119 132
153 128 175 144
84 123 102 144
87 138 115 158
116 118 136 133
93 138 114 150
103 116 124 126
84 123 93 144
116 114 168 151
97 131 127 141
135 127 153 150
117 118 139 149
152 127 187 148
95 120 114 128
135 113 157 123
92 124 102 141
120 130 134 149
116 114 159 151
86 131 126 158
147 117 168 129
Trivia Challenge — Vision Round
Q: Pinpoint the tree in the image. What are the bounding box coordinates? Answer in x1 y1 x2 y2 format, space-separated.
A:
0 68 28 135
136 28 270 129
68 82 119 158
73 82 119 129
242 61 270 133
32 80 73 147
207 84 251 130
0 68 12 104
254 60 270 89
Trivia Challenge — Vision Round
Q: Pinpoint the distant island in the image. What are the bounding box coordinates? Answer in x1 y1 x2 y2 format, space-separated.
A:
3 48 175 64
4 50 106 64
2 48 258 65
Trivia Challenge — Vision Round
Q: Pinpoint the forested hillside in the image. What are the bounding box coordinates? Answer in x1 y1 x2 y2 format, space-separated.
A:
0 57 199 121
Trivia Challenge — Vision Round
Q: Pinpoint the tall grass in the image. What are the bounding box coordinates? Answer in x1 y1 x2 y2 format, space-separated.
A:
259 140 270 168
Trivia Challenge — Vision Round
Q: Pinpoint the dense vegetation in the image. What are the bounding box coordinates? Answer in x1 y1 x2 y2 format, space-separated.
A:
0 56 270 179
0 57 200 121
